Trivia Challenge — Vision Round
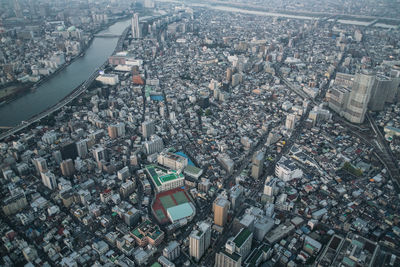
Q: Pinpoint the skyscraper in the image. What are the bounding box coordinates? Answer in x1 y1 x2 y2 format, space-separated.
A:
368 75 400 111
131 13 141 39
213 198 230 227
344 70 375 124
251 151 265 179
189 221 211 262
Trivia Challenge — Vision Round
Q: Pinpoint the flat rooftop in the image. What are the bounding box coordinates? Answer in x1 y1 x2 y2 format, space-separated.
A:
145 165 184 186
167 202 195 222
233 228 252 248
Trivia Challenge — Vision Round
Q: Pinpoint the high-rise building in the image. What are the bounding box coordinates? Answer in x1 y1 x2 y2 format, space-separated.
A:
226 68 232 82
120 180 135 198
53 150 63 164
117 166 130 180
142 120 155 138
2 188 28 215
344 71 375 124
263 176 278 197
108 125 118 139
32 157 47 174
93 145 107 163
213 198 230 227
41 171 57 190
144 135 164 154
251 151 265 179
326 86 351 115
76 139 88 158
285 113 297 130
60 141 78 160
215 228 253 267
131 13 141 39
108 123 125 139
189 221 211 262
368 75 399 111
230 184 243 210
163 241 180 261
60 159 75 177
231 73 242 87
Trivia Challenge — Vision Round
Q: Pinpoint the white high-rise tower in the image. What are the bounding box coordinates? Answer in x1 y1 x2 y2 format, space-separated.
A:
131 13 141 38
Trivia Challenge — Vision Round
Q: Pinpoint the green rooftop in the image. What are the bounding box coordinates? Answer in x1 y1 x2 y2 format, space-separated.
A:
248 248 263 266
145 165 183 187
184 165 203 174
233 228 252 248
222 250 241 262
132 228 143 239
151 263 162 267
343 257 355 267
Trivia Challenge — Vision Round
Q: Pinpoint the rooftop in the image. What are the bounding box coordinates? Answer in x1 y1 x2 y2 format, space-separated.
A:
166 202 195 222
145 165 184 187
233 228 252 248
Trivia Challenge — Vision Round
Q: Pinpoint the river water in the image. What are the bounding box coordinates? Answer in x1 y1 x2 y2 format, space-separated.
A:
0 19 131 127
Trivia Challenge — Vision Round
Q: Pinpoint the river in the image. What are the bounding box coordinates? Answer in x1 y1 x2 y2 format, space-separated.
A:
0 19 131 127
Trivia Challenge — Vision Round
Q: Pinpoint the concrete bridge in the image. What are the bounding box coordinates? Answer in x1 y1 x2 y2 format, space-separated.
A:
94 33 121 38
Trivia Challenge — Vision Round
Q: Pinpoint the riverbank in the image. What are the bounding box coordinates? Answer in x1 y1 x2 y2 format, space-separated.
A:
0 24 130 138
0 15 131 105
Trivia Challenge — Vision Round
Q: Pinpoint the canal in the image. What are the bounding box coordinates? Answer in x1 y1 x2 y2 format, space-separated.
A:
0 19 131 127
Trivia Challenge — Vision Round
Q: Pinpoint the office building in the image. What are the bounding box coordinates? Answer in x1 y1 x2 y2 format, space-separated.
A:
368 75 399 111
60 159 75 177
213 198 230 227
189 221 211 262
230 184 243 210
131 13 141 38
142 120 155 138
344 71 375 124
251 151 265 179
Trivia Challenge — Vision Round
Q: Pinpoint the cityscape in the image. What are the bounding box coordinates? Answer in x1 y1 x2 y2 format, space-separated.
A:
1 0 400 266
